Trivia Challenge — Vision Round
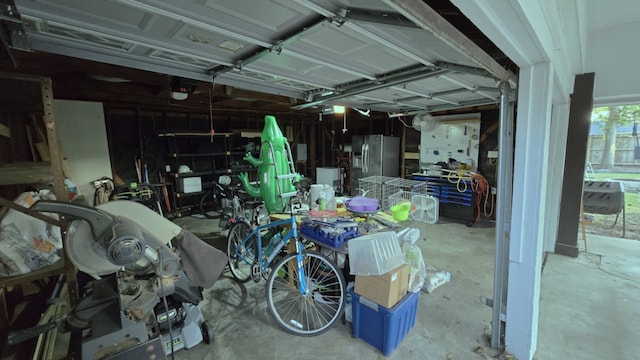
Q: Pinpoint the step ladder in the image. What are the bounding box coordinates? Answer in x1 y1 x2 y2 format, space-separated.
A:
584 161 595 179
262 140 299 210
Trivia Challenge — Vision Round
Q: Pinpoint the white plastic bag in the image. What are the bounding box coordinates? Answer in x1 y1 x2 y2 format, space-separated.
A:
0 190 61 276
422 266 451 293
397 227 426 293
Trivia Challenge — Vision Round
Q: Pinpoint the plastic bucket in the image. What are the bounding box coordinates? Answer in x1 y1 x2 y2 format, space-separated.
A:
391 201 411 221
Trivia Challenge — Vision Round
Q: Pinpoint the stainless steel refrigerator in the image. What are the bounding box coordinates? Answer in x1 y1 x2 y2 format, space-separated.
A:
351 135 400 194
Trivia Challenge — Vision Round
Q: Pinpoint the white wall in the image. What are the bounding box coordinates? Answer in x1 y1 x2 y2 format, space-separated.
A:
53 100 112 206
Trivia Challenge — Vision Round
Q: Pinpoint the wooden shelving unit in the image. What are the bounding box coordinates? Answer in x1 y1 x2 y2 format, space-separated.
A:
158 131 256 217
401 126 421 178
0 73 78 355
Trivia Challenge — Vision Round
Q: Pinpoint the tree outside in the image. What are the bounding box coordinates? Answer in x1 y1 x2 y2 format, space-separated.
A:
591 105 640 170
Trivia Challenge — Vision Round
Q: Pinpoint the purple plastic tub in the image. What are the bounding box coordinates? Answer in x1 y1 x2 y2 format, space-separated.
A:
346 197 379 212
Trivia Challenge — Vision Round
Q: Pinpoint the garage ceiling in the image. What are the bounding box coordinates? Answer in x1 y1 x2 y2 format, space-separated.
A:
5 0 517 114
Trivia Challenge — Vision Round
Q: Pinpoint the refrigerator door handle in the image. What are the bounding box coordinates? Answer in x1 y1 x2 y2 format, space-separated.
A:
363 143 369 174
360 143 366 170
363 144 366 174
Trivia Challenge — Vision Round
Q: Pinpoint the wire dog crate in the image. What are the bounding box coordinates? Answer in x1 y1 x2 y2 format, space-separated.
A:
357 177 434 211
384 178 432 210
388 190 412 209
356 176 397 209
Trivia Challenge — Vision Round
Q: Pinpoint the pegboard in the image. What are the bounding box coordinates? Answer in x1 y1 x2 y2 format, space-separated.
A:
419 120 481 171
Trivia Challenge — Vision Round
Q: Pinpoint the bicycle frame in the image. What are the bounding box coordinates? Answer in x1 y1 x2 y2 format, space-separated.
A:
237 215 308 294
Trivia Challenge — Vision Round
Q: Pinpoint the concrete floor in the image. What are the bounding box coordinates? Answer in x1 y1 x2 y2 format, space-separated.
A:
536 233 640 360
166 215 640 360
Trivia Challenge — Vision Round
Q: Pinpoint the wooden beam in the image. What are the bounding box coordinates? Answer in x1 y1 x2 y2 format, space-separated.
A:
0 162 53 185
40 77 79 306
480 121 499 143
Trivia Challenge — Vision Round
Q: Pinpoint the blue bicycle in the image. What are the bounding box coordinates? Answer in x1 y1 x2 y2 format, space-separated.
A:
226 214 346 336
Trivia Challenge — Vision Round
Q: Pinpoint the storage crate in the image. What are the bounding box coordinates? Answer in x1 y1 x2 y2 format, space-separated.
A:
348 231 404 275
177 176 202 193
300 220 359 249
351 288 419 356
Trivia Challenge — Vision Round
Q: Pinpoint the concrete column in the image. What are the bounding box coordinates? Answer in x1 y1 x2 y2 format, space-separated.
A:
505 62 553 359
542 103 570 252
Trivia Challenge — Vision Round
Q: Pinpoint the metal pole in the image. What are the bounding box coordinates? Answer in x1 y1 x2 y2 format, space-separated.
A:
491 81 514 348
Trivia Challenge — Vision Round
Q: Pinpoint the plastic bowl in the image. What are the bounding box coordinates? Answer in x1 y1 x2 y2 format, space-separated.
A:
391 201 411 221
361 197 378 210
345 199 364 211
346 197 378 212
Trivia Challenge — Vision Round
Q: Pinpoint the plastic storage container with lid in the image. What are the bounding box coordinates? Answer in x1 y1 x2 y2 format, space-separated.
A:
347 231 404 275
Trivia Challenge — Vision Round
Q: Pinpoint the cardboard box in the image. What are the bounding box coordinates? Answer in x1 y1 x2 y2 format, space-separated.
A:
177 176 202 193
354 263 409 308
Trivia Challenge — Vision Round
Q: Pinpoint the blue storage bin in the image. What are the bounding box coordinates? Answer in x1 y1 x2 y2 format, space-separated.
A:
351 288 419 356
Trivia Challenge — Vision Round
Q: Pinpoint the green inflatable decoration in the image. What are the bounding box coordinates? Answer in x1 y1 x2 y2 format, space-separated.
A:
238 115 298 213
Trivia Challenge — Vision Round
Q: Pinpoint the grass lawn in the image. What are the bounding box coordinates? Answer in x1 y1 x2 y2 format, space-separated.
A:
624 192 638 217
591 172 640 181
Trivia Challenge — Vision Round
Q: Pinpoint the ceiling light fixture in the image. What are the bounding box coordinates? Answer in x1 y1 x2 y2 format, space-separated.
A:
170 77 197 101
170 92 188 101
322 105 346 115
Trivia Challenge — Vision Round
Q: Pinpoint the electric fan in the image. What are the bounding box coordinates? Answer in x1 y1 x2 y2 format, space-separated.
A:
411 113 439 132
410 194 439 224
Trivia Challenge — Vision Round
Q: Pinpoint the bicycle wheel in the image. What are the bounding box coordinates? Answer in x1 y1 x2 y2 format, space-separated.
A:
200 190 223 219
226 221 255 283
266 250 346 336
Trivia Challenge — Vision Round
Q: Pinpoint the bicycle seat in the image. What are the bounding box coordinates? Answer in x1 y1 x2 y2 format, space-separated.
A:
244 200 265 209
